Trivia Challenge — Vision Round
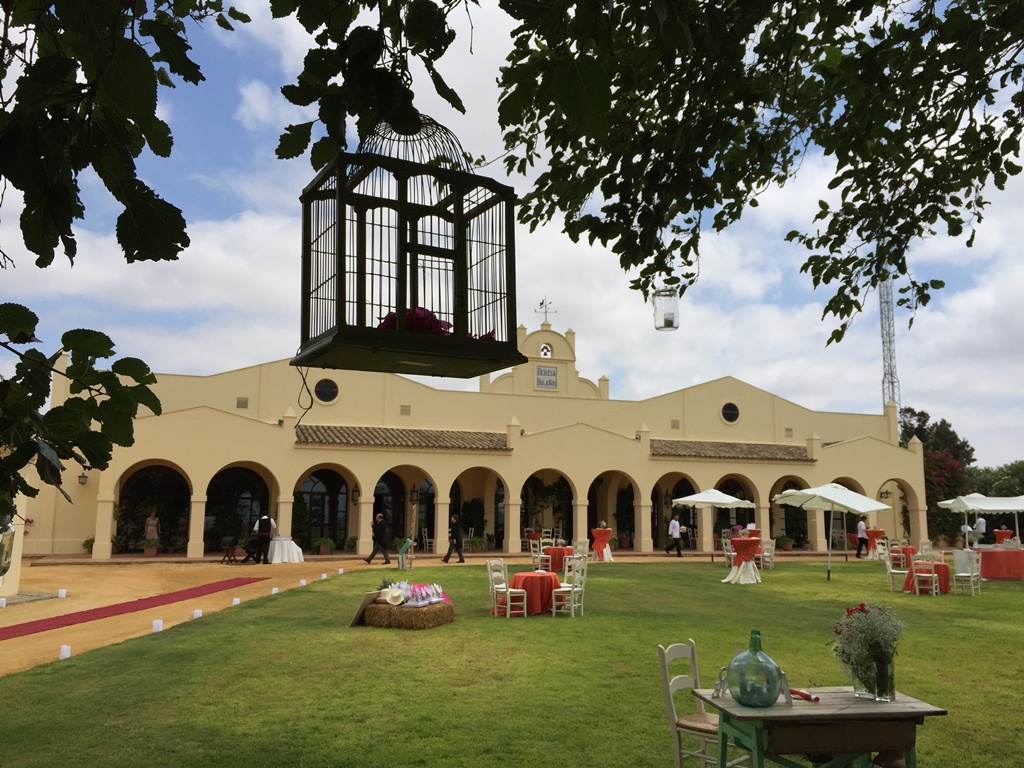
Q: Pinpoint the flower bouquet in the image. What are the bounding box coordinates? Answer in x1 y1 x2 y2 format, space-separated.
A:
833 603 905 701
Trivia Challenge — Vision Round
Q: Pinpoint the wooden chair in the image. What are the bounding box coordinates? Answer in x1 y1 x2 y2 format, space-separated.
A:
536 554 552 571
560 554 587 587
720 535 735 568
952 549 982 596
572 539 588 557
551 566 584 617
486 559 527 618
220 536 239 564
420 527 434 553
658 640 748 768
883 553 908 592
754 539 775 570
529 537 542 568
911 560 939 596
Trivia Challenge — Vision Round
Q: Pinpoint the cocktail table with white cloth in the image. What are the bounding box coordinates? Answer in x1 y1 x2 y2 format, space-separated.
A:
721 537 761 584
269 536 304 563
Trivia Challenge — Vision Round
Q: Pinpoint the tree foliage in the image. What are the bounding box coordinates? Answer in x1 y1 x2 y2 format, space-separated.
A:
0 303 160 522
271 0 1024 341
899 406 975 542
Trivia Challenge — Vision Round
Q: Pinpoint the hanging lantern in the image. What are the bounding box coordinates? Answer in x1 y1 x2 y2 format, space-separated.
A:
652 287 679 331
292 114 527 377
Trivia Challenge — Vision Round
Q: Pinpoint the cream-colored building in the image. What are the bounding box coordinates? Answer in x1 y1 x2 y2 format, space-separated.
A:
8 322 926 577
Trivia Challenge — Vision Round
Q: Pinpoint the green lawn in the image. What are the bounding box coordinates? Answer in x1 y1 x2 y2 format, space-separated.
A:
1 560 1020 767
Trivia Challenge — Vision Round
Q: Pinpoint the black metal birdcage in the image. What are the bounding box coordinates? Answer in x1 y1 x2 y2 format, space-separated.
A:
292 115 526 377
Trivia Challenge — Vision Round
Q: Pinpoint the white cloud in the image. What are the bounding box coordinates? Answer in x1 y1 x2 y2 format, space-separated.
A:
234 79 309 131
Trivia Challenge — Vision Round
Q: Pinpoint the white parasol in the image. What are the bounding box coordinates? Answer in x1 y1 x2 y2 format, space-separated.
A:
673 490 754 563
938 493 1024 547
773 483 890 580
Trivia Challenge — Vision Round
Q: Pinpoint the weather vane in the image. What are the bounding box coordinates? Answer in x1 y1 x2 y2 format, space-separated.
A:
535 297 557 322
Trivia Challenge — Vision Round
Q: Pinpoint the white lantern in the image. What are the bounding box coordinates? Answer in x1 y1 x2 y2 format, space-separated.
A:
653 287 679 331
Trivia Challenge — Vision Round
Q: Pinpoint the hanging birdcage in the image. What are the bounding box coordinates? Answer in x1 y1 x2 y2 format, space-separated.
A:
292 114 526 377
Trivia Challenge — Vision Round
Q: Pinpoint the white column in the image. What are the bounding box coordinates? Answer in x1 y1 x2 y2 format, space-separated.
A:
92 498 115 560
572 502 588 545
635 501 653 553
434 500 450 557
357 498 374 555
809 509 828 552
186 497 207 559
276 497 293 540
504 501 521 554
699 507 715 552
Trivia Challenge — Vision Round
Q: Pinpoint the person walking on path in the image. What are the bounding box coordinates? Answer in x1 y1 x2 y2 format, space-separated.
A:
442 514 465 563
253 512 277 564
665 512 686 557
364 513 391 564
855 515 869 558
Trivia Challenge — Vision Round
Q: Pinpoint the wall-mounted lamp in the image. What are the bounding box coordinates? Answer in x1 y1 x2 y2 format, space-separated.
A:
78 472 88 486
879 490 892 499
410 489 419 504
351 486 360 503
664 495 674 509
634 434 641 441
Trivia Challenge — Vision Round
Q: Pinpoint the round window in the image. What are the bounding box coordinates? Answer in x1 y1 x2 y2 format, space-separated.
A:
314 378 339 403
721 402 740 423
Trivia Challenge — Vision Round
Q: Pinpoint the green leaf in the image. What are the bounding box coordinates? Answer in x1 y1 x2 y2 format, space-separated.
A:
61 328 115 358
139 18 204 85
115 183 189 262
111 356 156 384
0 303 40 344
551 54 610 137
277 121 314 159
95 38 158 124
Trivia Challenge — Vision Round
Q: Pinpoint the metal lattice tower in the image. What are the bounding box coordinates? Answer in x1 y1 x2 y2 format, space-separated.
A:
880 276 901 410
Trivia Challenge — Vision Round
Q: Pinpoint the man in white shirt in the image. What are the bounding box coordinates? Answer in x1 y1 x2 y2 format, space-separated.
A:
856 515 868 558
665 512 686 557
973 516 987 545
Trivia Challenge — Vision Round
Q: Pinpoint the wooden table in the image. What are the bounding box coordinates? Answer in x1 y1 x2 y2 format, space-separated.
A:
509 571 561 615
693 686 946 768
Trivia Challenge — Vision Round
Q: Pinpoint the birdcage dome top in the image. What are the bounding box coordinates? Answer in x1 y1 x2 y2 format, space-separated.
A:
357 113 470 172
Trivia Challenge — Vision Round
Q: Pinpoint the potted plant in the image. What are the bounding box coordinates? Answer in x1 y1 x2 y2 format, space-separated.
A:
345 536 358 552
774 535 794 551
618 530 632 549
466 536 486 553
82 537 95 554
313 536 335 555
111 534 127 554
140 537 160 557
168 535 186 554
609 537 619 550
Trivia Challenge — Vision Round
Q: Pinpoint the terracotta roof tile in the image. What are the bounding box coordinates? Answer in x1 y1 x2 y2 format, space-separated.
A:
296 425 510 452
650 439 809 462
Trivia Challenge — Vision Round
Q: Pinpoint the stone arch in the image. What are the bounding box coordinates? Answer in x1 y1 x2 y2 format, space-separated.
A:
293 463 357 551
769 475 810 545
713 476 757 535
116 462 191 553
521 468 577 540
205 464 274 552
654 473 700 548
586 469 640 549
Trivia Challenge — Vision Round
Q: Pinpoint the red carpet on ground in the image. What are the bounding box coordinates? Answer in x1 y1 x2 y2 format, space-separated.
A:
0 577 268 641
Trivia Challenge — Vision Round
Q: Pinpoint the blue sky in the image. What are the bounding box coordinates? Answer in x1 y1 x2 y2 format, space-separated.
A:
3 1 1023 468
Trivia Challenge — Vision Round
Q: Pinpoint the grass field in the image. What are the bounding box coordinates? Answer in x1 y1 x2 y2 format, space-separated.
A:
1 559 1021 767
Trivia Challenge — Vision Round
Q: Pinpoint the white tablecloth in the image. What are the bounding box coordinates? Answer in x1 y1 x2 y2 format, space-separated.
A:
269 537 304 564
721 561 761 584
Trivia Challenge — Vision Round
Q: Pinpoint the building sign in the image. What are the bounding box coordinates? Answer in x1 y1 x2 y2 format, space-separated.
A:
536 365 558 390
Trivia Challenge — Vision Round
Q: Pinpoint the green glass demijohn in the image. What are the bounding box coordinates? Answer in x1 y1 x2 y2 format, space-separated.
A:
727 630 783 707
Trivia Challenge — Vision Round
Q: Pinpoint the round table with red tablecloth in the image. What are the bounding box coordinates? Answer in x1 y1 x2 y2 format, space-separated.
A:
902 560 951 594
544 546 574 572
994 530 1014 545
722 538 762 584
979 549 1024 579
510 570 561 615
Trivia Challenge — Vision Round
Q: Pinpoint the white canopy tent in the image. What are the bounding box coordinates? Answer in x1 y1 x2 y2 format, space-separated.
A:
672 489 754 563
773 483 890 580
937 493 1024 547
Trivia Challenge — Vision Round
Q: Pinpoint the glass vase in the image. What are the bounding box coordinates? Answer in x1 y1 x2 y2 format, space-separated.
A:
727 630 783 707
852 656 896 702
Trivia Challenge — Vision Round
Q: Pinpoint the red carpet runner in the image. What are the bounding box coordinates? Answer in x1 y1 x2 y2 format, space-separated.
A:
0 577 268 641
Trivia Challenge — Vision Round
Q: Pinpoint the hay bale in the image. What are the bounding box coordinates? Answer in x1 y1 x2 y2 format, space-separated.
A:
363 602 454 630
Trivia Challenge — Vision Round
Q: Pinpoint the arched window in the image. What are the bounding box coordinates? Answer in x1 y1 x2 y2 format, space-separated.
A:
540 343 552 358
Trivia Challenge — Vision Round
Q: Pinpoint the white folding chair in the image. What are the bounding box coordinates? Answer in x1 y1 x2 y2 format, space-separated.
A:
910 560 939 596
754 540 775 570
551 566 584 617
536 554 552 571
883 553 908 592
572 539 588 557
486 559 527 618
420 527 434 553
952 549 982 596
529 537 542 568
658 640 748 768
